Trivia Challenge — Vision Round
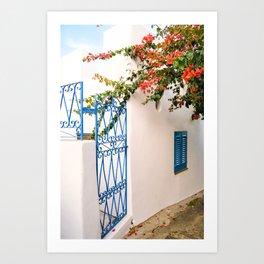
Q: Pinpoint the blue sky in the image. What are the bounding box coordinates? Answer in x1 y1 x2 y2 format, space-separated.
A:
60 25 158 57
60 25 113 56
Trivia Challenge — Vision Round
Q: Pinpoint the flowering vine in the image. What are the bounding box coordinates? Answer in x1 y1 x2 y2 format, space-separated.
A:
83 25 204 120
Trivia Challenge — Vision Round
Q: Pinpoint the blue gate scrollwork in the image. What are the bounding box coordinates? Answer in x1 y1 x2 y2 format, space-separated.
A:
95 96 128 238
60 81 84 139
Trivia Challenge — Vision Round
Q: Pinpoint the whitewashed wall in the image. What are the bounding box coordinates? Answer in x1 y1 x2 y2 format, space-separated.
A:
127 91 204 224
103 25 204 225
60 25 204 233
60 141 100 239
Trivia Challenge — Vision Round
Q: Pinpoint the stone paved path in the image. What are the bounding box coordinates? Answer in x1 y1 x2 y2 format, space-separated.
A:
123 191 204 239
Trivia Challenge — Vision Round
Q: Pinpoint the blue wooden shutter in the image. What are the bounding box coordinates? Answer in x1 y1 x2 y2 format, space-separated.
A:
174 131 187 174
181 131 187 169
174 132 182 172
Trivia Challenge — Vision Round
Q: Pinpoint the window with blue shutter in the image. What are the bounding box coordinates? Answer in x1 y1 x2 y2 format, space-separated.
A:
174 131 188 174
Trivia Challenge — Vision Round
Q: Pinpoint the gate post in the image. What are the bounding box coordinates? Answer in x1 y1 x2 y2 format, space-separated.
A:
61 140 101 239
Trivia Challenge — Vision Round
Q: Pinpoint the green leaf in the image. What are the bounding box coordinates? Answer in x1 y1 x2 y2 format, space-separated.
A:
178 57 184 62
173 60 179 67
186 52 193 60
178 61 185 70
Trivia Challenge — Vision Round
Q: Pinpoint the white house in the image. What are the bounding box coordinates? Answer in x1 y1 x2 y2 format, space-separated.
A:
60 25 204 239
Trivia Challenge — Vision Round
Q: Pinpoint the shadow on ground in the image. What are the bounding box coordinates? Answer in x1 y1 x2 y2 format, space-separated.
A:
123 190 204 239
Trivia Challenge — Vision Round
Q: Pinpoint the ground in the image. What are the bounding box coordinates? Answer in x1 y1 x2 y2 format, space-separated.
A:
123 190 204 239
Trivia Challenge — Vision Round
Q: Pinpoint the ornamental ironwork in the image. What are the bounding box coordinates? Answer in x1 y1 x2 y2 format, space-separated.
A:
60 81 84 139
95 96 128 238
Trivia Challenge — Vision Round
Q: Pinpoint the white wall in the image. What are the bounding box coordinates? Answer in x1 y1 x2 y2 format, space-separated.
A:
103 25 204 225
60 140 100 239
127 91 204 224
60 25 204 232
61 49 107 135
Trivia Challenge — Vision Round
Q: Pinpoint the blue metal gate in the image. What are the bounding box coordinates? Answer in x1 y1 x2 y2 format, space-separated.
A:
95 96 128 238
60 82 128 238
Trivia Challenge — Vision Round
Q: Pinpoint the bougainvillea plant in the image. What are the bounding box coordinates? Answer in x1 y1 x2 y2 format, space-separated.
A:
82 25 204 120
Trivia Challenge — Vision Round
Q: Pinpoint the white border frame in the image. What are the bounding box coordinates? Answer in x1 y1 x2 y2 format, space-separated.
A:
47 11 217 253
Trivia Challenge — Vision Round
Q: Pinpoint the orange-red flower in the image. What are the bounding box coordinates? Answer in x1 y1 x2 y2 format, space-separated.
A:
182 66 203 82
166 50 182 65
193 113 200 120
135 44 144 51
142 34 153 43
166 58 174 65
164 34 174 45
193 67 204 78
182 66 194 82
139 79 153 92
134 44 144 55
174 51 182 58
149 68 155 76
140 51 145 59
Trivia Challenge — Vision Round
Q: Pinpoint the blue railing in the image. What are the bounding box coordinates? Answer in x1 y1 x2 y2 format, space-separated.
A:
60 81 84 139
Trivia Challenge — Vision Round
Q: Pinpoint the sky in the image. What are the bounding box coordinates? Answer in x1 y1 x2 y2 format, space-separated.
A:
60 25 113 57
60 24 157 57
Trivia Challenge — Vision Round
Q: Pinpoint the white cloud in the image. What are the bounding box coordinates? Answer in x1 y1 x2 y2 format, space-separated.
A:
66 38 100 53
